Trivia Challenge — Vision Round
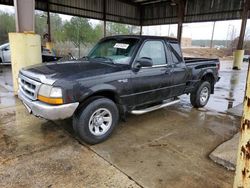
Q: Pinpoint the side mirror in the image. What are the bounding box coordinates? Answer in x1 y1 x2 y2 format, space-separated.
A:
134 57 153 69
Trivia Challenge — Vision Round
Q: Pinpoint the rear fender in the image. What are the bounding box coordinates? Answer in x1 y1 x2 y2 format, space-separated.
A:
201 70 216 94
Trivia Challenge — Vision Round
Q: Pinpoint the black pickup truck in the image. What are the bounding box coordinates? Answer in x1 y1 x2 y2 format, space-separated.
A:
18 35 220 144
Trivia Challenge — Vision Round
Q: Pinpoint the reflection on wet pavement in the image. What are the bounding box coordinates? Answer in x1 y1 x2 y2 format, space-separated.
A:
0 61 246 187
0 65 20 109
89 104 238 187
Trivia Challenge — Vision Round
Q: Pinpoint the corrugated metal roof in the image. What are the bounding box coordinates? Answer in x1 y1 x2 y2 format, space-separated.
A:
141 0 244 25
106 0 140 25
48 0 104 20
0 0 245 26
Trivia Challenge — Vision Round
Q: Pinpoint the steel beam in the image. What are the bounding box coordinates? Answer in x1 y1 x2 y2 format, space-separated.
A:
140 25 143 35
103 0 107 37
237 0 250 50
47 0 51 42
14 0 35 32
177 0 186 43
210 22 216 48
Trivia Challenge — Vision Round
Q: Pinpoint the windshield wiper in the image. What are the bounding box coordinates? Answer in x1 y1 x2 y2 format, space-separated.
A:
93 56 115 64
78 56 90 61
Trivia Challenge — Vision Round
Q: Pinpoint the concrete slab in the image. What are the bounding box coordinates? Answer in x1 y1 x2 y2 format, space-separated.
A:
0 106 140 188
87 104 238 188
209 133 239 171
0 137 139 188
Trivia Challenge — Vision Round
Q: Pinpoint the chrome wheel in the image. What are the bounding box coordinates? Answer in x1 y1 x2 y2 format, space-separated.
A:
200 87 209 104
89 108 112 136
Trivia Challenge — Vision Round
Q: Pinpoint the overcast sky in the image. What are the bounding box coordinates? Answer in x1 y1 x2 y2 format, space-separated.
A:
1 4 249 40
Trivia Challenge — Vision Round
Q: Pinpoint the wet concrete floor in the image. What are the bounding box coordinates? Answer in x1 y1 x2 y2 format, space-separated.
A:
0 61 247 187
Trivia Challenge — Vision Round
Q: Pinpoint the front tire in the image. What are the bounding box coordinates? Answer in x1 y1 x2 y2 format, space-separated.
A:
190 81 211 108
73 98 119 144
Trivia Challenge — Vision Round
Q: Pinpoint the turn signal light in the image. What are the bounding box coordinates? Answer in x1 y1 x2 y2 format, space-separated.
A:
38 95 63 105
217 63 220 70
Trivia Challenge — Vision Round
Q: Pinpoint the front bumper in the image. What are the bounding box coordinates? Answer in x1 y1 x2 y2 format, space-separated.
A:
18 90 79 120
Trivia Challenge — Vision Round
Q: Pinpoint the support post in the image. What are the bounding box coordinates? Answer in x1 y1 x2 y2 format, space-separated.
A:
234 60 250 188
139 4 143 36
103 0 107 37
45 0 53 51
177 0 186 43
234 1 250 182
14 0 35 32
140 25 142 35
104 20 106 37
47 0 51 42
210 22 216 49
10 0 42 94
237 0 249 50
232 0 250 70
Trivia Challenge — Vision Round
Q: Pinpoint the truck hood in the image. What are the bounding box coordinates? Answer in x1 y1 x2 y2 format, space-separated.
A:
20 60 128 84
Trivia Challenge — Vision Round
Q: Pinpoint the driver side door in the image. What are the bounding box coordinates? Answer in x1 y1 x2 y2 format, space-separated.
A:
130 40 172 106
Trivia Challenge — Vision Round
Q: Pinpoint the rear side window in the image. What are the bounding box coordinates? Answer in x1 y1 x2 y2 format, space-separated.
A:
169 42 182 64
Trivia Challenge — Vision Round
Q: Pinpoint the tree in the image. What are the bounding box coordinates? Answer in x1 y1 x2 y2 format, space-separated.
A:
35 12 64 43
106 22 140 36
35 12 47 37
0 11 140 55
106 22 130 36
92 24 104 42
0 11 15 44
62 17 101 57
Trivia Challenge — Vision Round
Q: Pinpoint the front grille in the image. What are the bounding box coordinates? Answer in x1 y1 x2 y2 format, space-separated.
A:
19 74 41 100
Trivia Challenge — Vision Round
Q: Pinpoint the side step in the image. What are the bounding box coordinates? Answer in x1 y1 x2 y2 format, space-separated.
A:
130 99 180 115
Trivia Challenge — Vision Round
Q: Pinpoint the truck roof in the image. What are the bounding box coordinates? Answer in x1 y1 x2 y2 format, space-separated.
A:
103 35 179 43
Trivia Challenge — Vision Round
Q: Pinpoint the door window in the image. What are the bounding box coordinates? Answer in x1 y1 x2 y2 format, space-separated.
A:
138 41 166 65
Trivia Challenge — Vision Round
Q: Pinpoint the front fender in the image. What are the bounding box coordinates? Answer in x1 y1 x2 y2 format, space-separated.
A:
78 84 119 102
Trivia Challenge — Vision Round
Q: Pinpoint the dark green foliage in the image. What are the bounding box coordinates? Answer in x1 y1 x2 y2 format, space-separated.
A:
0 11 15 44
0 10 139 55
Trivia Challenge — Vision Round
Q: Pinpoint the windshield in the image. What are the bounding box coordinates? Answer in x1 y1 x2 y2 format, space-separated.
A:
88 38 139 64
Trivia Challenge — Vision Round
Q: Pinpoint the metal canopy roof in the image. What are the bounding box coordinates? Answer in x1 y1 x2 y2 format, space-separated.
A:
0 0 245 26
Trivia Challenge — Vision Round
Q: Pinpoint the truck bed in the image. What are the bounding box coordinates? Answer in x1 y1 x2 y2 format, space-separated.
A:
184 57 218 64
184 57 219 70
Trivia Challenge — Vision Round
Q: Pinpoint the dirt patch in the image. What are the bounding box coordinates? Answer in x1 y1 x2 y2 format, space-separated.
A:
182 48 233 60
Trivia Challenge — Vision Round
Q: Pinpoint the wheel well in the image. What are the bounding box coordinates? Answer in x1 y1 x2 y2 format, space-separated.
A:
76 90 119 114
201 73 215 93
0 57 2 63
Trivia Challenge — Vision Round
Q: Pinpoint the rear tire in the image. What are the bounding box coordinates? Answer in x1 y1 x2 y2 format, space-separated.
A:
190 81 211 108
73 98 119 144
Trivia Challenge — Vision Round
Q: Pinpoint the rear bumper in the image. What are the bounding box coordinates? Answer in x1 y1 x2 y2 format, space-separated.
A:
18 90 79 120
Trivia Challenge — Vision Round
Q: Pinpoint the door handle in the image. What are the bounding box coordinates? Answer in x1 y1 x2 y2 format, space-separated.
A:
165 69 172 75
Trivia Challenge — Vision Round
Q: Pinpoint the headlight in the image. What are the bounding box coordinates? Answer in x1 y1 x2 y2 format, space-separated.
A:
50 87 62 98
38 84 52 97
38 84 63 105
